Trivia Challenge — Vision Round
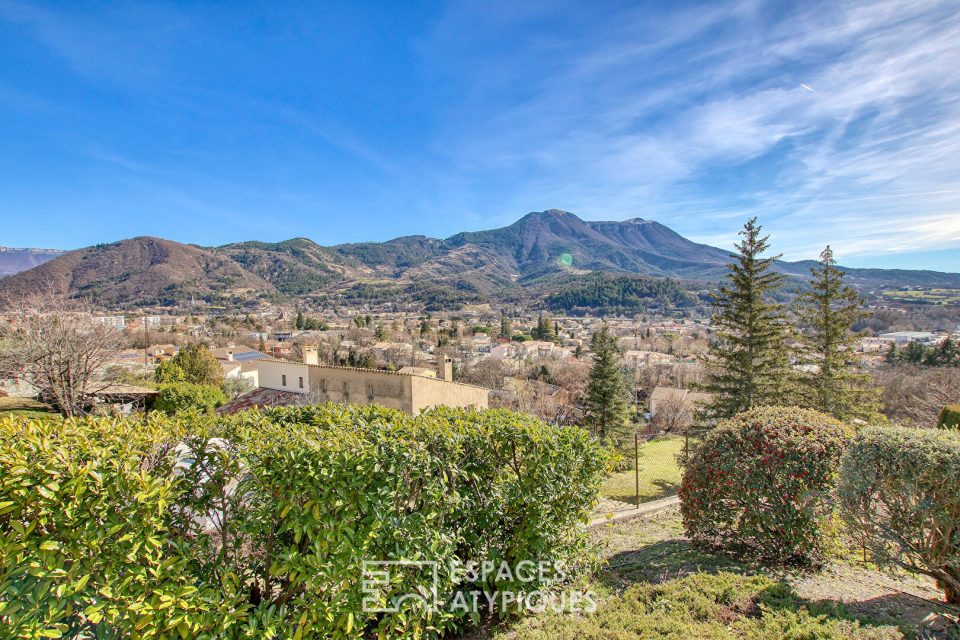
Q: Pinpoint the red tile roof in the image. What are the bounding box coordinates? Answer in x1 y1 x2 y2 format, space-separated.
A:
217 387 302 414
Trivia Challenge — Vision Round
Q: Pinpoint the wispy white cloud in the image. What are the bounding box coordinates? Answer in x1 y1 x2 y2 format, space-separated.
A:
417 0 960 268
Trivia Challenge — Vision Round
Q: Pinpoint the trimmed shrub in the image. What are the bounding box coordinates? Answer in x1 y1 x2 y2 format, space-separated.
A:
938 404 960 430
679 406 851 565
0 405 608 638
0 415 239 639
838 426 960 604
154 382 228 413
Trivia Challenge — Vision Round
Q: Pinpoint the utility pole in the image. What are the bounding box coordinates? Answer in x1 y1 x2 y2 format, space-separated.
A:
142 316 149 377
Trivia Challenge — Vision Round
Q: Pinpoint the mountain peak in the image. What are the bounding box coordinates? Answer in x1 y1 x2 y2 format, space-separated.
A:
519 209 581 222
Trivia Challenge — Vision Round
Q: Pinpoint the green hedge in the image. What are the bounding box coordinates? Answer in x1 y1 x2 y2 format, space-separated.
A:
0 405 608 639
679 406 851 565
154 382 228 414
938 404 960 430
838 426 960 604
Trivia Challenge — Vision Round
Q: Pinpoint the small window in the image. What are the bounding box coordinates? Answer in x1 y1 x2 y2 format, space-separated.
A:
299 376 304 389
282 374 287 386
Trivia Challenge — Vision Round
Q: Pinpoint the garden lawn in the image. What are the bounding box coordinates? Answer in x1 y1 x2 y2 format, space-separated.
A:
600 435 685 506
0 396 57 420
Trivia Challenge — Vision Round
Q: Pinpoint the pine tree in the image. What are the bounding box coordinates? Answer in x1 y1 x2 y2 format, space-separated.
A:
700 218 792 420
796 246 879 420
584 324 631 440
295 310 304 330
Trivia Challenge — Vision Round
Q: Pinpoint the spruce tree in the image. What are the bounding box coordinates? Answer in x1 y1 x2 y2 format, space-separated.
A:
584 324 631 440
796 246 879 420
700 218 792 420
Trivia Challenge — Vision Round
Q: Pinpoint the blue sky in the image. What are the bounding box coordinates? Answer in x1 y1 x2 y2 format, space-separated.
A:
1 0 959 271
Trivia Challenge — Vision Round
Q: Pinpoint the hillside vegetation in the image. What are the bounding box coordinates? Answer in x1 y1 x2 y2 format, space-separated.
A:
3 210 959 308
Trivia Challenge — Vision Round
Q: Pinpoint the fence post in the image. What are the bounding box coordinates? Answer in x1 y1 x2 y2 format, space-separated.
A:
634 432 640 509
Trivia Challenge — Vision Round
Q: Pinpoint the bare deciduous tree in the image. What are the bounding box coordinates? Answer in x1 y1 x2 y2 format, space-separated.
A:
874 366 960 427
650 394 695 432
0 292 124 417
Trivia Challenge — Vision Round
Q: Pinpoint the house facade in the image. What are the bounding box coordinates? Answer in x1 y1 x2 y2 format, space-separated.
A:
223 353 489 415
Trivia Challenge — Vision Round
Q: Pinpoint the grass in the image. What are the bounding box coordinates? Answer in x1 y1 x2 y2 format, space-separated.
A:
0 396 57 420
600 435 686 506
475 509 958 640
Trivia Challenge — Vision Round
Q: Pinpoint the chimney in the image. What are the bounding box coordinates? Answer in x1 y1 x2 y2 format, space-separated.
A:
226 350 234 362
302 344 319 366
437 355 453 381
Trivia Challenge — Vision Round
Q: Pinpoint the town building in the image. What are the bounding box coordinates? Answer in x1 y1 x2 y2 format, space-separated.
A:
219 349 488 414
878 331 939 345
93 315 126 329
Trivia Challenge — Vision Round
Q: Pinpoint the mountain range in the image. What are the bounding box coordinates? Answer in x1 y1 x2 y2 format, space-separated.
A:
0 247 65 277
2 209 958 310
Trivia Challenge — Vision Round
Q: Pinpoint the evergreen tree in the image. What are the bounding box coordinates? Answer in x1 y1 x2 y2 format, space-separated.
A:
700 218 792 420
533 313 559 343
295 310 304 330
374 323 386 341
795 246 879 420
499 311 513 339
583 324 631 440
903 340 926 364
938 336 959 366
884 342 898 364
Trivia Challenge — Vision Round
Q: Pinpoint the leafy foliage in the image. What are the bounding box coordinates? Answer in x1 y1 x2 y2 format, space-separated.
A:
700 218 793 420
680 406 851 565
154 359 186 383
0 405 608 638
158 343 225 388
154 382 228 413
838 426 960 604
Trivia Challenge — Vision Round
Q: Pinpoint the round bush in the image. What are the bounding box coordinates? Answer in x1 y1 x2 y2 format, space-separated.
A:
679 406 851 565
838 426 960 604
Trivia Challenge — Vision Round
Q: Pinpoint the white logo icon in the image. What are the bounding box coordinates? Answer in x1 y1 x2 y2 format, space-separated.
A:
361 560 440 613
